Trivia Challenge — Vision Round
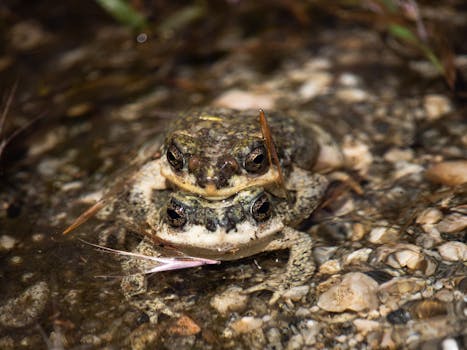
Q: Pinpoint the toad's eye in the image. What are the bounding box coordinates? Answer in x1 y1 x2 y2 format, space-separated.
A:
251 193 272 222
244 145 268 174
166 143 184 171
166 200 187 227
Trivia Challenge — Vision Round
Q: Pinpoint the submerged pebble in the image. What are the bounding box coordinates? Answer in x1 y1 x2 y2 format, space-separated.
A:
0 281 49 328
230 316 263 334
425 161 467 186
317 272 379 312
210 286 248 316
437 242 467 262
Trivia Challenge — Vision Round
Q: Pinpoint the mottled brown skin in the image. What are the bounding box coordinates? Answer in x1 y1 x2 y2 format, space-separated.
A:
160 109 321 198
116 168 328 310
84 108 341 320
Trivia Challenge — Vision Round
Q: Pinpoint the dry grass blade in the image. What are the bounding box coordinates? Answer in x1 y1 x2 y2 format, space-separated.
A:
62 200 106 235
80 239 220 275
259 109 290 203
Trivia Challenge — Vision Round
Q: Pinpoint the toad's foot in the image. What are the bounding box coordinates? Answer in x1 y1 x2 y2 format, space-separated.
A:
245 227 315 304
121 239 179 322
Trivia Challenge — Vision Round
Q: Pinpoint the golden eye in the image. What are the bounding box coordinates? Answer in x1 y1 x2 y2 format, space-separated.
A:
166 199 187 227
244 145 268 174
166 143 184 171
250 193 272 222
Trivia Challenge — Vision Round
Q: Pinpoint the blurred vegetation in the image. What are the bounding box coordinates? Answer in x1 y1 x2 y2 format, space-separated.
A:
95 0 466 98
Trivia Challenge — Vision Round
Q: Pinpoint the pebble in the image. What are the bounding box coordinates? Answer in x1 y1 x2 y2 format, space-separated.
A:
317 272 379 312
281 285 310 301
338 73 360 87
298 72 332 99
437 242 467 261
423 94 452 120
210 286 248 316
336 88 368 103
318 259 342 274
436 213 467 234
416 208 443 225
213 89 276 110
393 161 424 180
367 227 400 244
343 248 372 265
168 315 201 336
341 136 372 175
378 277 426 306
230 317 263 334
8 20 50 51
384 148 414 163
353 319 380 334
375 244 436 274
0 235 17 250
425 160 467 186
0 281 49 328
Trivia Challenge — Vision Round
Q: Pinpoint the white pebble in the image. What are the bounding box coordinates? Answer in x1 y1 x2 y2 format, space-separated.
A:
298 72 332 99
336 88 368 103
0 235 17 250
342 136 372 175
416 208 443 225
213 89 275 110
317 272 379 312
319 259 342 274
230 316 263 334
424 94 452 120
210 286 248 316
438 242 467 262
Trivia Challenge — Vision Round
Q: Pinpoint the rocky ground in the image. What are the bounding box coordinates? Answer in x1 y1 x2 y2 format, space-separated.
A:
0 2 466 349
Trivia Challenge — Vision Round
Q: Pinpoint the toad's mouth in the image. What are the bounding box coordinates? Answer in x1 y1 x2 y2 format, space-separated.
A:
160 164 281 200
154 217 285 260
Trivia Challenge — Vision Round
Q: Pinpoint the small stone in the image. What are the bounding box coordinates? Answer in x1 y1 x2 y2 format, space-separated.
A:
367 227 400 244
393 161 424 180
318 259 342 274
416 208 443 225
9 21 50 51
423 94 452 120
230 316 263 334
213 89 275 110
350 223 366 241
282 286 310 301
437 242 467 262
343 248 372 265
31 233 45 242
426 160 467 186
66 102 93 118
387 248 423 270
168 315 201 336
0 281 49 328
436 213 467 234
378 277 426 305
342 136 372 175
353 319 380 334
384 148 414 163
317 272 379 312
210 286 248 316
9 256 23 265
338 73 360 87
0 235 17 250
298 72 332 99
336 88 368 102
435 290 454 303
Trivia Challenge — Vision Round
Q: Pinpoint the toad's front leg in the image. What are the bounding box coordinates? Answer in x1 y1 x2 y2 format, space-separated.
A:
121 238 179 322
245 226 315 304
